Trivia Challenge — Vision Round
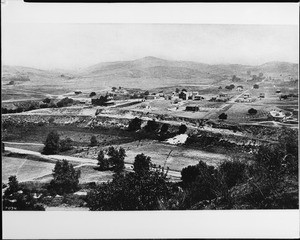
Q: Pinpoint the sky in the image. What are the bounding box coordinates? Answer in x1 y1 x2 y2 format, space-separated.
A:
2 2 299 70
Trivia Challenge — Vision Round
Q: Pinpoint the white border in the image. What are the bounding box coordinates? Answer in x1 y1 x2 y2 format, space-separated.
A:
2 1 300 239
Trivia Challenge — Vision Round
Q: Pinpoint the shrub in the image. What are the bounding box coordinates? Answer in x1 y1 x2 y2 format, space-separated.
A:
128 117 142 132
86 169 171 210
218 160 247 188
178 124 187 134
218 113 228 120
90 135 98 147
59 138 73 152
144 119 159 133
3 176 45 211
89 92 96 97
248 108 258 115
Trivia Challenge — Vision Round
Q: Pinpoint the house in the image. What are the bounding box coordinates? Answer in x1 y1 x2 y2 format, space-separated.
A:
146 95 157 100
194 95 204 101
268 110 285 121
236 86 244 91
243 93 250 99
259 93 265 98
185 105 199 112
218 92 229 98
179 91 192 100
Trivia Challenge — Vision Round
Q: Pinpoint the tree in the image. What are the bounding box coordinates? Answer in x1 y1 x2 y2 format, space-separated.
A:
160 123 169 134
89 92 96 97
253 84 259 89
49 160 81 195
178 124 187 134
182 89 187 92
90 135 98 147
43 98 51 104
259 72 264 78
144 91 150 96
175 88 180 93
97 150 109 170
86 167 171 210
133 153 152 175
144 119 159 133
43 131 60 155
112 87 117 92
248 108 258 115
218 113 227 120
107 147 126 173
128 117 142 132
59 138 73 152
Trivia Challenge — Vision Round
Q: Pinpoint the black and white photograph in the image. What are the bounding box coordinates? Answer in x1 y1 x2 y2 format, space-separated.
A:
2 1 299 239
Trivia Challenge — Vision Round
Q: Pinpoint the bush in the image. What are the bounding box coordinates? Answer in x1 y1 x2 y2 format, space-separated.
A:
218 113 227 120
144 119 159 133
60 138 73 152
48 160 81 195
89 92 96 97
43 131 60 155
128 117 142 132
178 124 187 134
218 160 247 188
3 176 45 211
248 108 258 115
90 135 98 147
86 169 171 210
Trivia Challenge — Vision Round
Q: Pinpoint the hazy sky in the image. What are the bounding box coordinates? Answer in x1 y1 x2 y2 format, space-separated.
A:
2 23 298 70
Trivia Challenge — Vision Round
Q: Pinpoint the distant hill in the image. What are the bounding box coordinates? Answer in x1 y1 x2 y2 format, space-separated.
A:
2 57 298 90
81 56 298 80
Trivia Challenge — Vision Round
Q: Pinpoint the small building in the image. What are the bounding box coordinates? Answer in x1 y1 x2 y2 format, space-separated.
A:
219 92 229 98
259 93 265 98
243 93 250 99
268 110 285 121
179 91 192 100
194 95 204 101
185 105 199 112
146 95 157 100
236 86 244 91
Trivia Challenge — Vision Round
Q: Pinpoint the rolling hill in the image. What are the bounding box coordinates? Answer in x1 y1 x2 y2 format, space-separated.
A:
2 57 298 91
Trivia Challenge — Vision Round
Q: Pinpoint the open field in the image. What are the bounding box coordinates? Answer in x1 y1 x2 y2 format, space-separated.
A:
2 156 55 183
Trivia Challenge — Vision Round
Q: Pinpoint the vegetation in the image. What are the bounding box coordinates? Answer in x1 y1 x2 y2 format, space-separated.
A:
3 176 45 211
59 138 73 152
128 117 142 132
96 147 126 173
48 160 81 195
178 124 187 134
248 108 258 115
218 113 228 120
90 135 98 147
43 131 60 154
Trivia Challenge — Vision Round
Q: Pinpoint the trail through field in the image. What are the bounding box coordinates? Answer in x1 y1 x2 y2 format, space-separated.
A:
3 142 44 146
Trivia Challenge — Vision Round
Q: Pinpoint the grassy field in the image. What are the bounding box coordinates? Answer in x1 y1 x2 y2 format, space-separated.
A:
2 156 55 183
73 139 229 172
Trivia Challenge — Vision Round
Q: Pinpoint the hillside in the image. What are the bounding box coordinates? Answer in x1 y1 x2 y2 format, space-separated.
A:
81 56 298 80
2 57 298 91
